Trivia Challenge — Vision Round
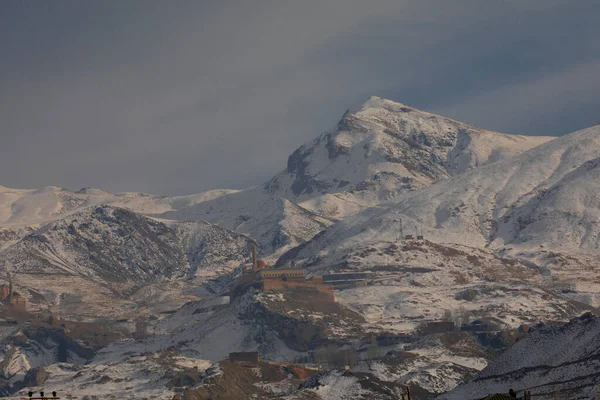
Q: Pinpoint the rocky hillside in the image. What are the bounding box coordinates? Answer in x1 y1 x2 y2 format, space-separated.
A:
264 96 553 219
170 220 256 281
444 313 600 399
278 124 600 276
161 191 333 257
0 206 261 318
278 240 587 331
0 206 188 282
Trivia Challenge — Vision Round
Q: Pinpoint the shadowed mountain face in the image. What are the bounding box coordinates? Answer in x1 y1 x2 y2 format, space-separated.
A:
0 206 188 283
263 97 553 219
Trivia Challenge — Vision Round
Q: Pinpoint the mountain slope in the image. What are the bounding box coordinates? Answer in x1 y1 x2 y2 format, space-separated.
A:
278 124 600 267
0 206 189 282
161 189 333 257
264 97 553 219
0 185 237 228
170 220 257 281
443 313 600 399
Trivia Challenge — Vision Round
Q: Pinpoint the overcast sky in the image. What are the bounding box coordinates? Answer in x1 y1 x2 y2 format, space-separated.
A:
2 1 600 195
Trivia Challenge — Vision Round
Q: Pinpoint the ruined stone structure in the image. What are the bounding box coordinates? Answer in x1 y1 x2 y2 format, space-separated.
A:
0 281 26 312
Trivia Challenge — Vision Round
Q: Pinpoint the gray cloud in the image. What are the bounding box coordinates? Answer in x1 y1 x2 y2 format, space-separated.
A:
1 0 599 195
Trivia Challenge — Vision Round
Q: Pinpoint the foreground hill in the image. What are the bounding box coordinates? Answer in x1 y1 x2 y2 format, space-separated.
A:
444 313 600 399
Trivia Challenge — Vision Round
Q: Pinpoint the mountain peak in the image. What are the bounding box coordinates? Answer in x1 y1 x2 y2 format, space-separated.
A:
357 96 424 114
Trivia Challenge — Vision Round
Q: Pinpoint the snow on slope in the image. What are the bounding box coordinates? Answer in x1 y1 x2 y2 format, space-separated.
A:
263 97 553 219
0 206 188 282
9 349 213 400
161 187 333 257
170 220 257 281
279 239 587 333
0 185 237 228
156 96 553 256
280 124 600 271
0 184 329 259
0 206 265 318
443 313 600 399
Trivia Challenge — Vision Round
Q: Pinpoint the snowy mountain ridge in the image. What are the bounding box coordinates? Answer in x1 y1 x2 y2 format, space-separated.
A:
263 96 553 219
280 123 600 270
0 184 238 228
0 97 555 259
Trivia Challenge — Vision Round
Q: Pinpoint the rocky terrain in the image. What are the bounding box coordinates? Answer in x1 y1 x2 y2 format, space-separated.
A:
444 313 600 399
264 96 553 220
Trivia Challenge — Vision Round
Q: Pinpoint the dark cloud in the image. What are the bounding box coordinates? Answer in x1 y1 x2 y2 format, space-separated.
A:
1 1 599 195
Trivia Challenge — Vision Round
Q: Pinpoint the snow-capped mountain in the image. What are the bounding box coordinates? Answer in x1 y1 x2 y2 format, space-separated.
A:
0 97 554 259
156 96 553 255
444 313 600 399
279 124 600 273
264 96 553 219
0 184 236 228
